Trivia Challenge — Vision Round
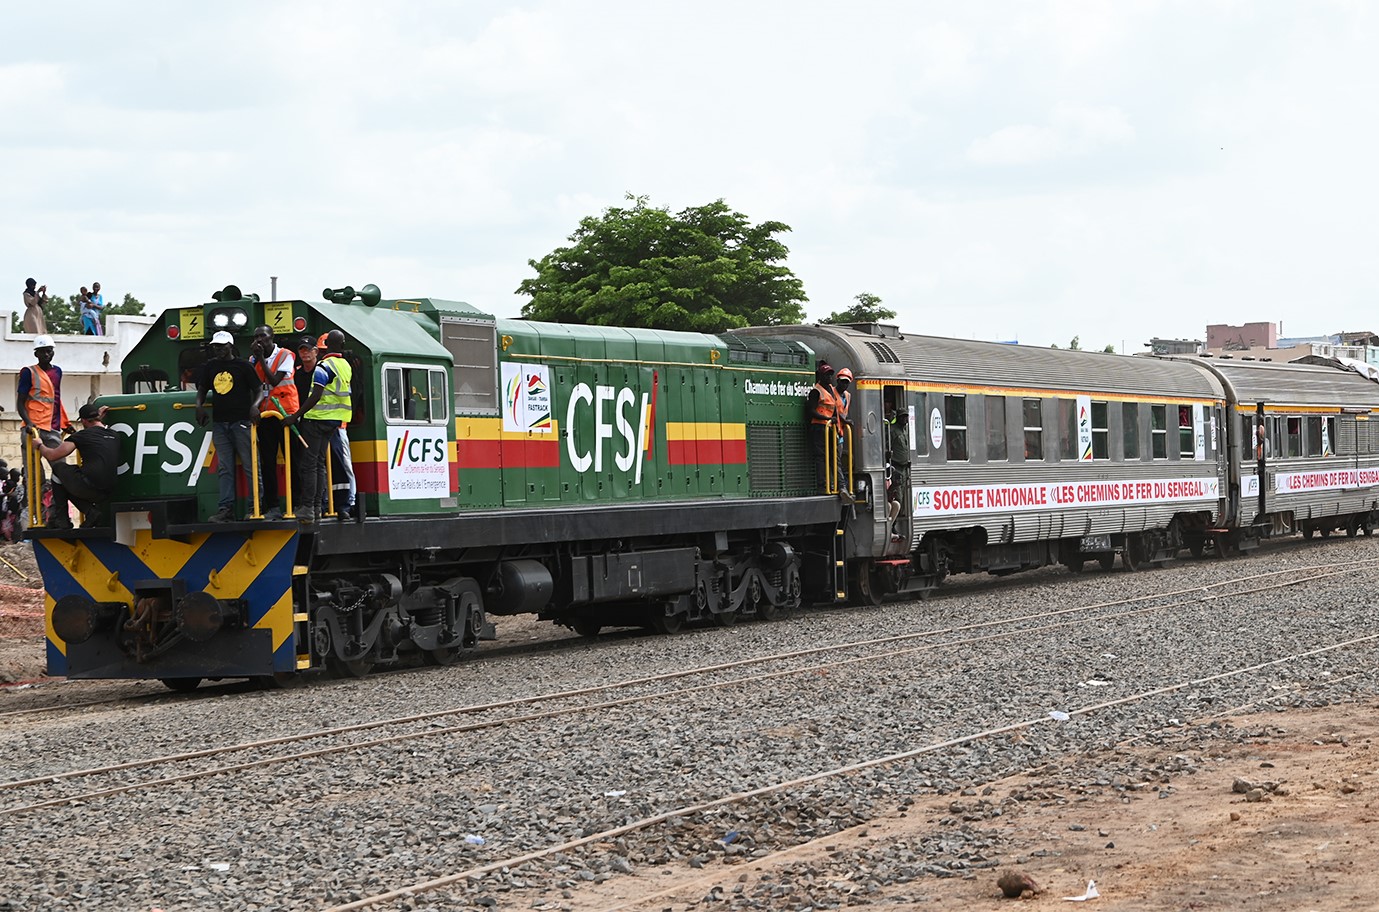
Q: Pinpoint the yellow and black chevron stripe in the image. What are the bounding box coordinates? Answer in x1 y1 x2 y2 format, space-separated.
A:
35 528 299 677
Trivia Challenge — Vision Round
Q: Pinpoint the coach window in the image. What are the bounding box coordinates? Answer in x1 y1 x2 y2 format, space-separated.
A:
1123 403 1140 460
1150 405 1168 459
383 364 449 426
1325 416 1337 455
1286 417 1302 457
945 395 968 461
1057 399 1077 460
986 395 1008 461
1091 401 1109 460
1305 417 1323 457
1177 405 1194 458
1022 398 1043 460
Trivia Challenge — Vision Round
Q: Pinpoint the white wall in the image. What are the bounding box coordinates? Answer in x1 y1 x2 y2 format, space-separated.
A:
0 304 156 466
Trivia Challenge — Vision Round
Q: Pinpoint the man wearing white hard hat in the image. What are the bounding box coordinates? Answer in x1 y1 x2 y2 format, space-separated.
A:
16 335 68 524
17 335 68 448
194 330 264 522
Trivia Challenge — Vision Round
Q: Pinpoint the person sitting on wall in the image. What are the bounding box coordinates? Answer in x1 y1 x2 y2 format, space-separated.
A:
32 404 119 529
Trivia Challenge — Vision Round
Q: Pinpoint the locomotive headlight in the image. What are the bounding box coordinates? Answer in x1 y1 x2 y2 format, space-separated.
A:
231 311 248 327
212 312 230 328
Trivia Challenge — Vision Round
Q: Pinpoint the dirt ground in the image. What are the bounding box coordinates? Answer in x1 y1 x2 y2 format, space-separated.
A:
4 543 1379 909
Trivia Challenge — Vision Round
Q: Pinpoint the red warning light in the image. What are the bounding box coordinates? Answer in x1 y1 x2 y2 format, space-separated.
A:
167 325 181 340
293 316 307 331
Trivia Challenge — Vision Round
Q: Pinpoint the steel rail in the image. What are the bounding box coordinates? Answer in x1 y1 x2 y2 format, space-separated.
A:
319 631 1379 911
2 563 1370 816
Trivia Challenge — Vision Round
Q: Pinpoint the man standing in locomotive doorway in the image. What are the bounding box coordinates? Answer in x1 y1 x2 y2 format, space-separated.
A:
250 325 298 522
834 367 854 494
196 330 265 522
806 362 839 491
285 330 352 524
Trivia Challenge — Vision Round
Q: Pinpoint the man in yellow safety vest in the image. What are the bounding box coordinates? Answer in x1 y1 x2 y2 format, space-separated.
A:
284 329 352 524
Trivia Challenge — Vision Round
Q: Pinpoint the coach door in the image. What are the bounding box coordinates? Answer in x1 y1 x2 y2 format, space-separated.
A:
883 385 911 545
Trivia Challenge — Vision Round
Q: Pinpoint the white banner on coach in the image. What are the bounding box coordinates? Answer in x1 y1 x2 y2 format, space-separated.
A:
912 476 1220 517
1272 468 1379 494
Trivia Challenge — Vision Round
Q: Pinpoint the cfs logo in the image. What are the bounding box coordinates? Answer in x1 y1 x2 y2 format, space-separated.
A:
566 383 652 482
108 421 213 485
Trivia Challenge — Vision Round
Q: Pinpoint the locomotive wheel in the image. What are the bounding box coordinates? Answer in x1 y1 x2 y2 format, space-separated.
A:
713 608 738 627
1120 537 1142 572
255 671 302 689
1098 553 1115 571
850 564 884 607
572 619 602 638
757 600 784 622
160 677 202 693
327 656 373 679
423 647 462 666
650 609 684 634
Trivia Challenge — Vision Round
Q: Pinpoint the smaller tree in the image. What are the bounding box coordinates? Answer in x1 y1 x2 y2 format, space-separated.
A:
819 292 898 325
1103 344 1116 353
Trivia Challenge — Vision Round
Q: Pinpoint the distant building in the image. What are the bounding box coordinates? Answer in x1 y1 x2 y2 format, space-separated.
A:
1207 322 1277 351
1148 338 1204 355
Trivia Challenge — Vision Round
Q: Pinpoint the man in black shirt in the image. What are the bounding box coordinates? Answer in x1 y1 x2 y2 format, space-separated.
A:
34 403 120 529
195 331 264 522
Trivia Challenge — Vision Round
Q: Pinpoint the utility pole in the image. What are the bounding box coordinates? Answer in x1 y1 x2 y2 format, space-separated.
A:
270 276 278 301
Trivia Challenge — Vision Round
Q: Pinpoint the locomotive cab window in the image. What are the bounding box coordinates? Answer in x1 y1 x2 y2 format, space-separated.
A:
383 364 449 426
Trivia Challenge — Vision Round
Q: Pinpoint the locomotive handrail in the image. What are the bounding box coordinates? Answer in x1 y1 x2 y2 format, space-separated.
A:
249 423 262 520
24 431 42 530
283 425 294 516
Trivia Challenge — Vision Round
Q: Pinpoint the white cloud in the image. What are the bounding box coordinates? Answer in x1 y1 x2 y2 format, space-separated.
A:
967 103 1134 165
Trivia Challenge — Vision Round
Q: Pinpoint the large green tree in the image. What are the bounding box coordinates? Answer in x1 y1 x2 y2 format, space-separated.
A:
11 291 148 334
517 195 807 332
820 292 897 325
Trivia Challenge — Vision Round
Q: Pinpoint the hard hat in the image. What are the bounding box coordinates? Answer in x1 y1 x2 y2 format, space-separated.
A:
836 368 854 383
33 335 54 349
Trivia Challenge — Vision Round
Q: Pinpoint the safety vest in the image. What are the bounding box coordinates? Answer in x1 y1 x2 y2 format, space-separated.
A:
810 383 838 425
835 389 851 434
254 347 300 415
23 364 68 430
307 354 353 421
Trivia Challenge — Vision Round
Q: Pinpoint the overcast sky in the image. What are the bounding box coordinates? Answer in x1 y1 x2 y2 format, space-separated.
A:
4 1 1375 350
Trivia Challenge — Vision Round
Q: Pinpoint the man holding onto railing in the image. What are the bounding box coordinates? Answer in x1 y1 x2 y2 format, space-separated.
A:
806 361 838 491
195 330 265 523
250 325 298 521
33 404 118 529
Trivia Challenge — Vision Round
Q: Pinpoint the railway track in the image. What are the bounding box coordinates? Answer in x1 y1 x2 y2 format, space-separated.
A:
319 629 1379 912
4 557 1373 819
